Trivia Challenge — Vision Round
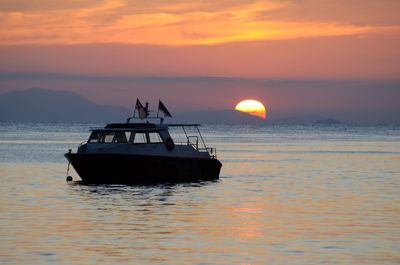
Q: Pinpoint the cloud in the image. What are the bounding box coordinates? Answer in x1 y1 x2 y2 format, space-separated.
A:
0 0 101 12
1 34 400 80
1 0 399 46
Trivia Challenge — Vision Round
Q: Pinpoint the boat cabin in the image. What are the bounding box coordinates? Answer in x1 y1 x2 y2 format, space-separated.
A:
78 123 217 159
88 126 167 145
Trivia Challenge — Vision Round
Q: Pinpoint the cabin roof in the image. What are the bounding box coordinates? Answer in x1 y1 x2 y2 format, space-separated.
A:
104 123 201 129
105 123 158 129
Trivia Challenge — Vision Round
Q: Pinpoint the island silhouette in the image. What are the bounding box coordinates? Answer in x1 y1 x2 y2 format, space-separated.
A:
0 88 347 125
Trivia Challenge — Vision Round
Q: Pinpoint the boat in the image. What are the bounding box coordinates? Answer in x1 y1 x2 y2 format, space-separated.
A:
64 100 222 184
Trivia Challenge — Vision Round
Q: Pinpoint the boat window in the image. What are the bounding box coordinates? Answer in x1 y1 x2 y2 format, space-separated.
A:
114 131 129 143
133 133 147 144
99 132 115 143
125 132 132 142
88 131 100 143
148 132 163 143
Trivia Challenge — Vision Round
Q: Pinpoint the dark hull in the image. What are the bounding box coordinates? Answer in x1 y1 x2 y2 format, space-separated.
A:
65 153 222 184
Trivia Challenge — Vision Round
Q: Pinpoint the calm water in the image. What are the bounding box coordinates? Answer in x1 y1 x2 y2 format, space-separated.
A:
0 122 399 265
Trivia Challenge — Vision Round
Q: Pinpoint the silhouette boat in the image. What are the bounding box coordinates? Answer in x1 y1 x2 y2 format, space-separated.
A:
64 100 222 184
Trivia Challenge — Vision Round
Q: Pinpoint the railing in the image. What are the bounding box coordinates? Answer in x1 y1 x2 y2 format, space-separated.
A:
185 135 217 158
187 136 198 150
202 147 217 159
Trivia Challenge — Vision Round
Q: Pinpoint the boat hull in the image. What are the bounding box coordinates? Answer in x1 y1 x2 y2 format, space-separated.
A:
65 153 222 184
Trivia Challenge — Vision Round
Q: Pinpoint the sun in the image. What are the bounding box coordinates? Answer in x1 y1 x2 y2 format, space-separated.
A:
235 99 267 119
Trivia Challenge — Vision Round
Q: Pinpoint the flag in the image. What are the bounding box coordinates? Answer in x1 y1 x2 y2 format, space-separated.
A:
135 99 148 119
158 100 172 118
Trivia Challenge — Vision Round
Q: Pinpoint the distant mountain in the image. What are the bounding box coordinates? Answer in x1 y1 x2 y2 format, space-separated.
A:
172 109 266 124
0 88 353 124
0 88 265 124
267 113 328 125
0 88 131 122
314 118 343 125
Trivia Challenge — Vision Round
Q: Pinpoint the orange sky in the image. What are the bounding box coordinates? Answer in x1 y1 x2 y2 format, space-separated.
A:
1 0 400 46
0 0 399 79
0 0 399 122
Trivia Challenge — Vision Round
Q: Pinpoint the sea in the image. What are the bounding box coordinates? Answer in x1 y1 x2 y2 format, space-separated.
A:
0 122 399 265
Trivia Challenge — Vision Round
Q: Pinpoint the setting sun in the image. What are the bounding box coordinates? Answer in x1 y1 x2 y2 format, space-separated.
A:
235 99 266 119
